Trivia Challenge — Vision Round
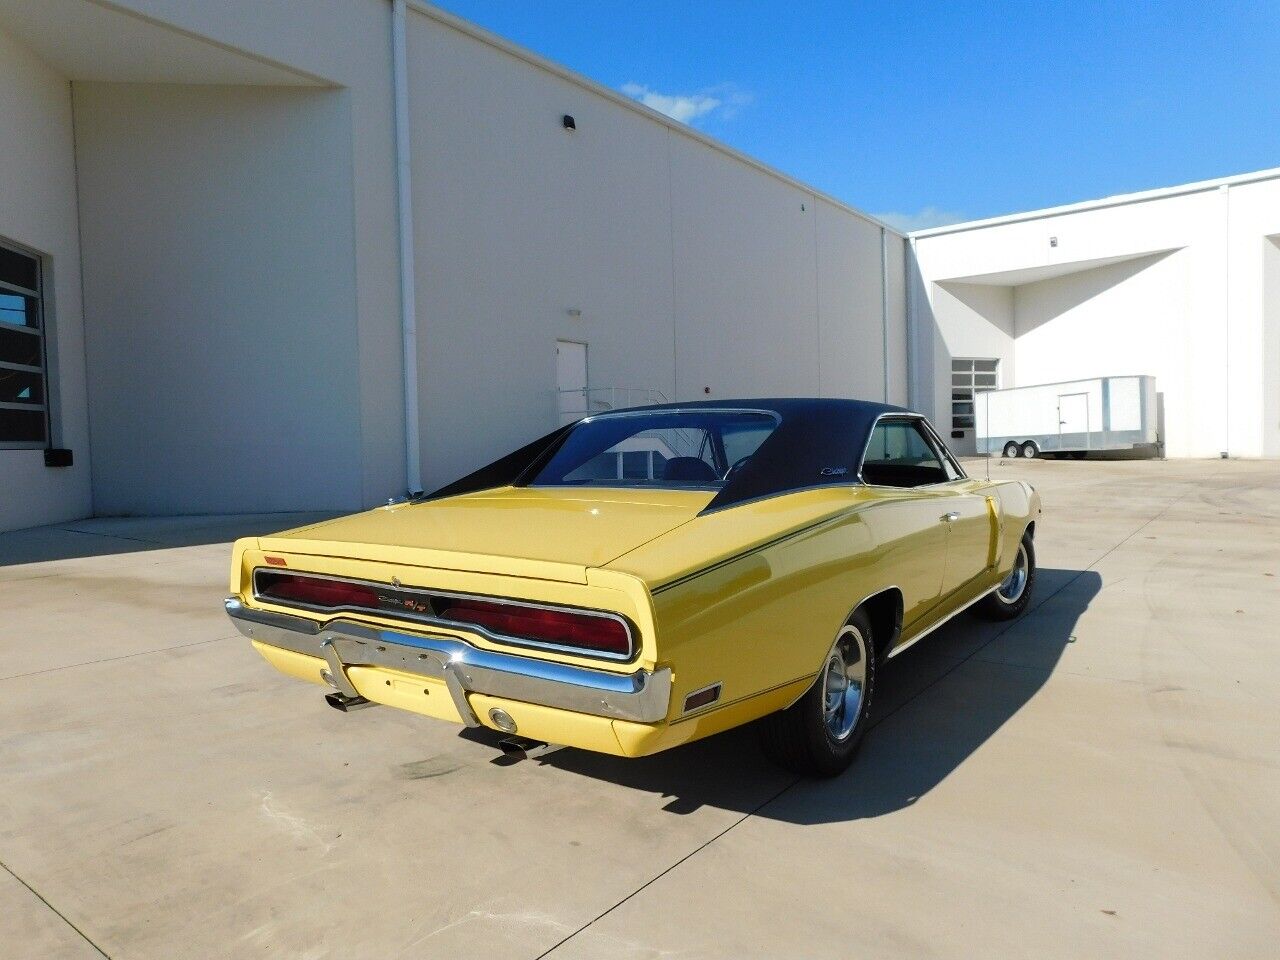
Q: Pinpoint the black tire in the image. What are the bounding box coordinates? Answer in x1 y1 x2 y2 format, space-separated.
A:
1002 442 1020 459
1070 450 1087 460
975 531 1036 621
1020 440 1039 459
758 609 877 778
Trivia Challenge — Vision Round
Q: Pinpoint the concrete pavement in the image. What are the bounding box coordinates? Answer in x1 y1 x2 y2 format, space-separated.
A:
0 462 1277 959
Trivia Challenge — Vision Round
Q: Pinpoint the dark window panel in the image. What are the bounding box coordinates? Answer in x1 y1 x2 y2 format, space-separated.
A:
0 247 38 292
0 368 44 404
0 326 41 367
0 406 46 443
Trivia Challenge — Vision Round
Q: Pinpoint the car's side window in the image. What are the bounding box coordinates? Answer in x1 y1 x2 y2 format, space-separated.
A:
861 419 952 488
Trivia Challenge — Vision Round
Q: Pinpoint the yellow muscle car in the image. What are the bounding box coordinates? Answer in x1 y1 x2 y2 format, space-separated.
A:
226 399 1040 776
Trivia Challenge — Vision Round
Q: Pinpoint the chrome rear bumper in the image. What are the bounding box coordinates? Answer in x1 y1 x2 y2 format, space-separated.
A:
225 598 671 724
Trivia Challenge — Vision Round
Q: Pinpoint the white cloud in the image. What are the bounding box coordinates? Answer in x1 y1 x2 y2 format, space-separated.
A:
873 206 967 233
620 83 750 125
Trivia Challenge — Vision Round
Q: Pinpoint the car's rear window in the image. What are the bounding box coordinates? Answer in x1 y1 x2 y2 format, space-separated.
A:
525 410 780 489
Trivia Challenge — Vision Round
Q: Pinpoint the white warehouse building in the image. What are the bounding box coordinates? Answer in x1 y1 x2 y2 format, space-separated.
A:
909 169 1280 459
0 0 1276 535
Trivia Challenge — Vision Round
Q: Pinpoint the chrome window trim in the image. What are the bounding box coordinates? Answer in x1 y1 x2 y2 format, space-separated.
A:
226 597 670 724
576 406 781 426
856 412 967 488
251 567 638 663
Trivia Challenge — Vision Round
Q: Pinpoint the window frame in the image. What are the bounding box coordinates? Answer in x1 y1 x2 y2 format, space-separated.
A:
950 357 1000 438
857 413 968 489
0 239 50 451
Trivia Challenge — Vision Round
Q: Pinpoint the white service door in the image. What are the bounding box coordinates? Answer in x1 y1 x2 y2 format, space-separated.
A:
1058 392 1090 442
556 340 587 420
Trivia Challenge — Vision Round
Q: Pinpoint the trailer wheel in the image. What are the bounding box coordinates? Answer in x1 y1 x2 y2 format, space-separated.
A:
1070 450 1087 460
1020 440 1040 459
1002 442 1020 459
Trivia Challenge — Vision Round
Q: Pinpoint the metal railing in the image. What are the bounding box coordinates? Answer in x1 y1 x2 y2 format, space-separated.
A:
556 387 669 423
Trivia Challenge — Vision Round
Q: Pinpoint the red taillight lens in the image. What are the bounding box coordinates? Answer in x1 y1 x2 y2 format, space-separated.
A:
257 573 379 610
437 598 631 656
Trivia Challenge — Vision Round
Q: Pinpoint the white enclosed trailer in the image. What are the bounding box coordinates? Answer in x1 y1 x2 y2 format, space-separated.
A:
975 376 1159 458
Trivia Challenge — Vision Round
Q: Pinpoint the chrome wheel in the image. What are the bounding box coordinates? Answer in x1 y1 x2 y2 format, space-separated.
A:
998 542 1029 603
822 626 868 741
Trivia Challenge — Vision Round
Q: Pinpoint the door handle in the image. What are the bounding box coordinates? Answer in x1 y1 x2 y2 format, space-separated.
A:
940 511 960 523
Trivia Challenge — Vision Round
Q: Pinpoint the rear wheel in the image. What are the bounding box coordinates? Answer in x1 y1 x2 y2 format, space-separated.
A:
758 610 876 777
1020 440 1040 459
975 531 1036 621
1002 441 1020 459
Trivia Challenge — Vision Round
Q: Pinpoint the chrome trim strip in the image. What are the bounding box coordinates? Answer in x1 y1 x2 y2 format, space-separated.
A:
886 584 1000 659
227 597 671 724
577 406 781 426
251 568 637 663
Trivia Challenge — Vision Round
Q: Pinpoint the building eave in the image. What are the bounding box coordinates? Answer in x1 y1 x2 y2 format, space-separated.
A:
910 166 1280 239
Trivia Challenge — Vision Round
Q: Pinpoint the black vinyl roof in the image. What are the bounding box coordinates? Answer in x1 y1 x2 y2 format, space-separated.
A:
424 398 913 512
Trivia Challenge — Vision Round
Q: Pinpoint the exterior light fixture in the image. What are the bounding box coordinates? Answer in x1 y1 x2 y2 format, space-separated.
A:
562 114 576 130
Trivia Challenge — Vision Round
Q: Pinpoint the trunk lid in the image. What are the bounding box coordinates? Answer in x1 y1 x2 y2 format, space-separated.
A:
255 487 711 584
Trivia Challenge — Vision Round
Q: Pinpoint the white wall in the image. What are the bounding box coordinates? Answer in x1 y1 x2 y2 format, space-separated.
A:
1223 180 1280 457
73 83 365 514
89 0 407 507
883 233 909 406
406 8 906 490
815 204 903 404
406 12 678 490
911 180 1280 458
0 26 92 531
1265 237 1280 457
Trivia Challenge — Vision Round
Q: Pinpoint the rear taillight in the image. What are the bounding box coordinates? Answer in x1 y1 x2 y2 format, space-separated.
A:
435 597 631 657
252 569 633 659
256 573 379 609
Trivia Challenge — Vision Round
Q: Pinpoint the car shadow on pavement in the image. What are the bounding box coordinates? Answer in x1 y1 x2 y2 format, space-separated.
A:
527 567 1101 824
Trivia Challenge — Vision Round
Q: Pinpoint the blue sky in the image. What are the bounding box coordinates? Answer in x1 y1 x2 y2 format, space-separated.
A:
435 1 1280 229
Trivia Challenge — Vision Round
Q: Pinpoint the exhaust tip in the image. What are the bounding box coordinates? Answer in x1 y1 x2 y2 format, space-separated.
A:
325 692 376 712
488 707 518 734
